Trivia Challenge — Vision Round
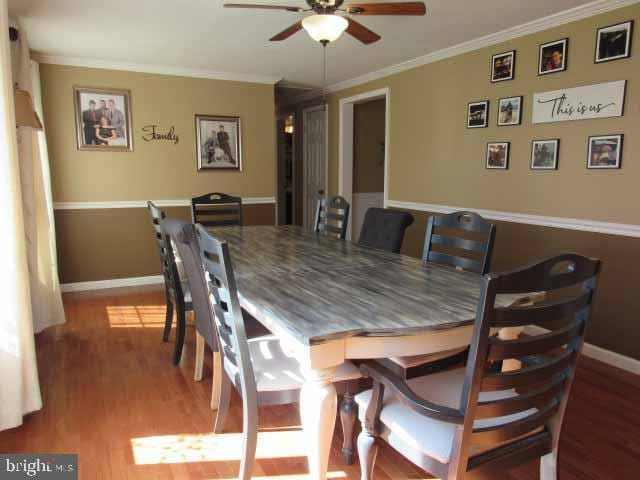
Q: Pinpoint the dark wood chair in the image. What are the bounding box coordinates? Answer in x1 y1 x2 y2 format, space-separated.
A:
358 208 414 253
194 225 362 479
422 211 496 274
390 211 497 374
314 195 350 240
355 253 601 480
191 192 243 227
147 201 192 365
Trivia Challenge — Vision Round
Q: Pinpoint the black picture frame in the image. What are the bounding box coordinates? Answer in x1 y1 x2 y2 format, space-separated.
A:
467 100 489 129
491 50 516 83
595 20 634 63
531 139 560 170
538 38 568 75
486 142 510 170
497 96 523 126
587 134 623 169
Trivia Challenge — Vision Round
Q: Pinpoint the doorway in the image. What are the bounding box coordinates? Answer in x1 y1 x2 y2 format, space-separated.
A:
302 105 328 231
276 113 295 225
339 88 390 240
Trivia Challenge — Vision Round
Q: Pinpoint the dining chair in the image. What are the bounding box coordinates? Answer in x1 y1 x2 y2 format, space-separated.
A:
191 192 243 227
147 201 192 365
355 253 601 480
315 195 350 240
390 211 497 375
358 208 414 253
162 218 272 409
195 225 362 479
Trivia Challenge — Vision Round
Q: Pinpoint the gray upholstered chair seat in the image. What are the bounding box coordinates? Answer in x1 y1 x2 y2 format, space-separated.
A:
223 335 361 392
355 367 537 464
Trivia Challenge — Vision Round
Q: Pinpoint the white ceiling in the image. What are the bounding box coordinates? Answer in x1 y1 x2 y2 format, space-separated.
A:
9 0 598 87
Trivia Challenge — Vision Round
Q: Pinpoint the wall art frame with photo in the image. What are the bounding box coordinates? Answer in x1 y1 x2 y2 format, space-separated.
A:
486 142 510 170
539 38 568 75
74 86 133 152
195 114 243 172
491 50 516 83
497 96 523 126
467 100 489 128
587 134 623 169
531 139 559 170
595 20 633 63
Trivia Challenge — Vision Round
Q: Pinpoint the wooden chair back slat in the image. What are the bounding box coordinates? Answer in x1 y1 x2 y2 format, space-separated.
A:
191 192 243 227
314 195 350 240
481 350 576 391
475 376 567 419
491 290 592 327
426 251 483 273
422 211 495 274
487 319 585 361
471 399 559 446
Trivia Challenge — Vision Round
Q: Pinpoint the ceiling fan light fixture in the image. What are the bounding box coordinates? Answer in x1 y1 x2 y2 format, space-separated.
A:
302 14 348 43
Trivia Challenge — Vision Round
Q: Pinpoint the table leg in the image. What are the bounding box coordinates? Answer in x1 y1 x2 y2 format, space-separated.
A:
300 366 338 480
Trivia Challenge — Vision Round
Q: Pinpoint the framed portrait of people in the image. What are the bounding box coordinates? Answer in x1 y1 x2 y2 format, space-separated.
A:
195 114 243 172
74 86 133 151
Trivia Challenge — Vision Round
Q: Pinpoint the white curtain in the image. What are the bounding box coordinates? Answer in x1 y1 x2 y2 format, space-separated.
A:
11 18 65 334
0 0 42 431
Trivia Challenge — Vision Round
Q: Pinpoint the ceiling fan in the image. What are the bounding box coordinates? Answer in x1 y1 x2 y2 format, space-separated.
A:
224 1 427 45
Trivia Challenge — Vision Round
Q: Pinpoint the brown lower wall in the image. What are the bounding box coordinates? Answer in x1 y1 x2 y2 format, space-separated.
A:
396 208 640 361
55 204 275 284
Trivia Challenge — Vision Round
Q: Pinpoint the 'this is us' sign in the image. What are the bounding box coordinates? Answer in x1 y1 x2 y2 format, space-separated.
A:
1 455 77 479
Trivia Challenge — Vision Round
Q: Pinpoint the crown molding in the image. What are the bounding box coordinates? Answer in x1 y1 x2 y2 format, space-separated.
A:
385 200 640 238
53 197 276 210
32 53 282 85
327 0 640 93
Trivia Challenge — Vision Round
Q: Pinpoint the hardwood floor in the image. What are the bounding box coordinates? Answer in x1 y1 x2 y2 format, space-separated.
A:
1 285 639 479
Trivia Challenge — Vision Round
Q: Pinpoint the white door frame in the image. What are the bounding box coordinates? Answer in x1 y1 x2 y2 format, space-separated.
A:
302 104 329 229
338 87 390 239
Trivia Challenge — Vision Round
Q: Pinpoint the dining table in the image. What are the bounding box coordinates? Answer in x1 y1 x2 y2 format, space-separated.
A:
207 225 522 480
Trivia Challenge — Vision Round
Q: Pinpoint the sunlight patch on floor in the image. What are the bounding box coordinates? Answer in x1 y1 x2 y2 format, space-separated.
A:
131 430 310 465
107 305 166 328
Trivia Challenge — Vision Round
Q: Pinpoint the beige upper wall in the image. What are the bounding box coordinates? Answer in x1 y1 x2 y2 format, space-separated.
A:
354 99 386 193
40 64 276 202
328 4 639 225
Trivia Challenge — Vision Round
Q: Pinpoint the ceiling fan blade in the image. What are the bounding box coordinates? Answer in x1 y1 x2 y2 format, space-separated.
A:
345 2 426 15
224 3 305 12
346 18 381 44
270 21 304 41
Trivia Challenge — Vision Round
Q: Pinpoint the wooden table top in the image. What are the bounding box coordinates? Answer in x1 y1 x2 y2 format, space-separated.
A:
209 225 503 346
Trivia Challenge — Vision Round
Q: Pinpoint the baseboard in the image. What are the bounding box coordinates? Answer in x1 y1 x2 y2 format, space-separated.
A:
61 275 164 292
525 325 640 375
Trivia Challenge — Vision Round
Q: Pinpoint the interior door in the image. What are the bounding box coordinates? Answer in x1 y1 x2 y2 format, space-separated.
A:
303 106 327 230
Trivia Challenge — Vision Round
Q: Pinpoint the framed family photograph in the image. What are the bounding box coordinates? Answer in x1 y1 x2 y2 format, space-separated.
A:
195 115 242 172
587 134 623 169
595 21 633 63
486 142 510 169
491 50 515 82
74 86 133 151
531 139 559 170
467 100 489 128
497 96 523 126
539 38 568 75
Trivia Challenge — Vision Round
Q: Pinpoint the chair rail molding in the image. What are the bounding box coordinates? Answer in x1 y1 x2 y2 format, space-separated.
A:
327 0 640 93
385 199 640 239
53 197 276 210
